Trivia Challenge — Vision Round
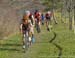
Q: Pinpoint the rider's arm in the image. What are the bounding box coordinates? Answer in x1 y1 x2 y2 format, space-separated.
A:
31 15 35 26
20 23 23 34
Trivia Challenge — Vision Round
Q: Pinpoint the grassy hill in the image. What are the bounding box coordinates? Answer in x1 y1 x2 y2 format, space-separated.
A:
0 14 75 58
0 1 75 58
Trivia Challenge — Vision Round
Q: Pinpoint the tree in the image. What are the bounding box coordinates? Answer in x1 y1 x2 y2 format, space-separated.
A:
62 0 73 30
68 0 73 30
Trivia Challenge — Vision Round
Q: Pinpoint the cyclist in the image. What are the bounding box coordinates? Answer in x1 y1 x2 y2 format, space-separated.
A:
29 12 35 43
45 11 52 31
34 10 41 33
41 13 45 25
20 11 33 49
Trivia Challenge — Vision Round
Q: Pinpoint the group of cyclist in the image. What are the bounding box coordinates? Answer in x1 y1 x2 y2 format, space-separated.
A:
20 10 52 49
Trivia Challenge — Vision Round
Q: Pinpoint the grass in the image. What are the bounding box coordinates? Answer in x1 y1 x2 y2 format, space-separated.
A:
0 15 75 58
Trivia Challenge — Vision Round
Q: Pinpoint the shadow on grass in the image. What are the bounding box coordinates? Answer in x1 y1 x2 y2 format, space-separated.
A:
0 43 22 52
49 31 63 58
0 48 20 51
0 43 22 46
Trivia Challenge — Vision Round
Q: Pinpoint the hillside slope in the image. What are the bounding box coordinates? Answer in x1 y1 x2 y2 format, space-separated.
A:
0 0 45 39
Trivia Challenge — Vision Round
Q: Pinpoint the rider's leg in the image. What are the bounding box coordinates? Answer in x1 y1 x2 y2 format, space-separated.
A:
39 22 41 30
37 22 41 33
29 31 32 46
46 20 50 31
46 20 48 28
22 32 26 49
30 25 35 43
31 29 35 43
25 31 29 49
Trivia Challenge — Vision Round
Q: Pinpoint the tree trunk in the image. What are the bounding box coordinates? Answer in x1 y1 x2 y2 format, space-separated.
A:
61 6 64 23
69 0 72 30
69 10 72 30
74 5 75 33
52 0 57 24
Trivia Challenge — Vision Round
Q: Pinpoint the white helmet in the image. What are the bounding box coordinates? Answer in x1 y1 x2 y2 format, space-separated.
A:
25 10 30 16
47 11 51 14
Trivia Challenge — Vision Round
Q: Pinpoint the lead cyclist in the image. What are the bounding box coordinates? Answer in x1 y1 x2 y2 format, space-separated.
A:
20 10 35 49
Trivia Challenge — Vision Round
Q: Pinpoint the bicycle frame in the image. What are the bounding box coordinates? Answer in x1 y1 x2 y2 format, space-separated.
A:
23 31 32 51
36 22 41 33
23 31 29 51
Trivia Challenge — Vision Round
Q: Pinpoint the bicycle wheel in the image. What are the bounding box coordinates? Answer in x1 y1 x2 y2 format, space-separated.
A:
23 32 29 52
36 24 41 33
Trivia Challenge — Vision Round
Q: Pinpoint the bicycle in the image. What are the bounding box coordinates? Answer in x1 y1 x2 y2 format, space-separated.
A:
23 31 32 52
36 21 41 33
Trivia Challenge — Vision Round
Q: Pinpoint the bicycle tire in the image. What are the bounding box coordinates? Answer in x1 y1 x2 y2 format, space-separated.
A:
23 32 29 52
36 24 41 33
